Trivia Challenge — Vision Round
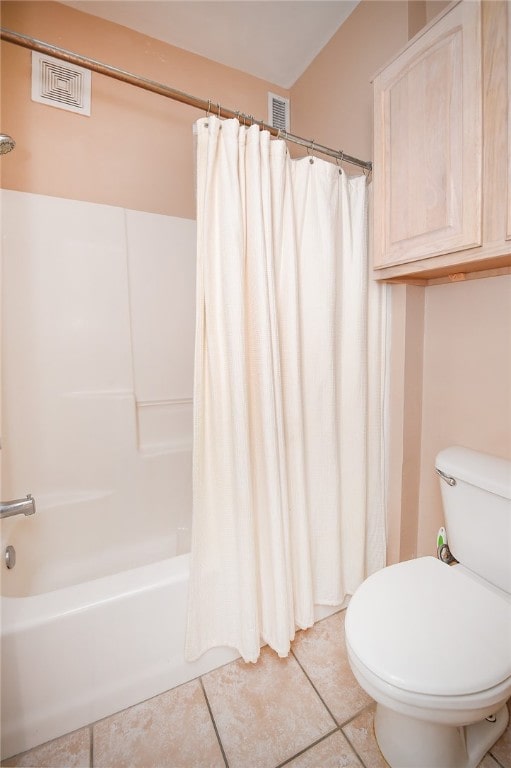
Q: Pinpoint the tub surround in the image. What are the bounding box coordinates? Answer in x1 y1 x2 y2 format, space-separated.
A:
0 189 199 758
0 189 196 596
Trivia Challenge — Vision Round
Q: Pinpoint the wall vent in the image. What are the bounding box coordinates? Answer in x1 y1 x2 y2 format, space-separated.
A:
31 52 91 116
268 92 290 133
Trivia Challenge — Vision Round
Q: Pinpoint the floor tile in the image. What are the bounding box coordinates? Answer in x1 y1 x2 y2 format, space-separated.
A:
291 611 372 725
489 698 511 768
341 704 506 768
342 704 389 768
1 728 90 768
92 679 224 768
284 730 364 768
478 755 501 768
202 645 335 768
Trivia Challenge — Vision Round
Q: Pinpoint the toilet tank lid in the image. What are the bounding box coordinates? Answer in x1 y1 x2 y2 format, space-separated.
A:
436 446 511 500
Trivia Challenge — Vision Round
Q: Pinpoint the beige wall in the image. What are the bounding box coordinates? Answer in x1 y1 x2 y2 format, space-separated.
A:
385 285 425 565
3 0 510 566
425 0 452 23
289 0 452 171
0 1 289 218
291 0 511 563
387 276 511 562
290 1 409 170
417 276 511 556
408 1 452 38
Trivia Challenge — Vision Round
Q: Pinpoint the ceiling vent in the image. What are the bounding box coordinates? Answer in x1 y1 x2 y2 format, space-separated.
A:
268 92 290 133
31 51 91 116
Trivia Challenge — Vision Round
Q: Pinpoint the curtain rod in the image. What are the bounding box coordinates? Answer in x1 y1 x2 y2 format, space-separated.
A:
1 27 372 173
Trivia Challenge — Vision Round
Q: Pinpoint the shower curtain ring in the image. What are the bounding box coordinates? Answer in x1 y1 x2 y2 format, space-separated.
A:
206 99 211 117
217 103 221 118
337 150 345 174
308 139 315 164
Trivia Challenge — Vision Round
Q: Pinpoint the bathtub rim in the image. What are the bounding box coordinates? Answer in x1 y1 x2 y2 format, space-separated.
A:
1 552 190 632
1 550 243 761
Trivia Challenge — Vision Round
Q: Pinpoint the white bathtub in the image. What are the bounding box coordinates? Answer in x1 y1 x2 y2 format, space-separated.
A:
0 191 224 759
0 552 239 760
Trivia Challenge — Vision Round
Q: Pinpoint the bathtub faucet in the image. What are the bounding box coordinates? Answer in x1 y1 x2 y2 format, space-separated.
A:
0 494 36 519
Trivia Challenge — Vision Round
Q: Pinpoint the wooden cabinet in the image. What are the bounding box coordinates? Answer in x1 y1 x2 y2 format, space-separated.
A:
373 0 511 282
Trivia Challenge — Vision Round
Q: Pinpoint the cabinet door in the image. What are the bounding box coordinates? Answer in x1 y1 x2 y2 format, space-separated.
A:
373 1 482 269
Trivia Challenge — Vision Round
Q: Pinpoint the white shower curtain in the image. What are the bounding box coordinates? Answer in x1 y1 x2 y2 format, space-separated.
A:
186 116 386 663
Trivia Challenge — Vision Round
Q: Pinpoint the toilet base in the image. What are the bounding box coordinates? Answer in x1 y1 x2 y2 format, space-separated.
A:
374 702 509 768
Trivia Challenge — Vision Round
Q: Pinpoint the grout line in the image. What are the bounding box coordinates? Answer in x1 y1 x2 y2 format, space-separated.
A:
290 644 376 768
89 725 93 768
274 726 340 768
7 658 243 764
341 703 388 768
340 723 373 768
121 206 141 449
1 724 97 768
199 677 230 768
89 663 236 730
289 645 375 767
488 751 507 768
290 649 339 727
338 700 375 729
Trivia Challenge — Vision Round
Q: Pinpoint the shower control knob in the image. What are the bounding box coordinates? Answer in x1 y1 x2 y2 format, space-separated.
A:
5 544 16 569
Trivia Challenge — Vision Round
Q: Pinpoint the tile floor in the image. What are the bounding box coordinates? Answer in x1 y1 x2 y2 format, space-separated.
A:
2 610 510 768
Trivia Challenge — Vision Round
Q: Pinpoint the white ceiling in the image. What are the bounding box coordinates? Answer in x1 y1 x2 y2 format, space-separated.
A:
60 1 360 88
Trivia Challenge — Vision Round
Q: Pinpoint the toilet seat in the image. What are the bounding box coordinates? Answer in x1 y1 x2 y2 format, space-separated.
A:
345 557 511 699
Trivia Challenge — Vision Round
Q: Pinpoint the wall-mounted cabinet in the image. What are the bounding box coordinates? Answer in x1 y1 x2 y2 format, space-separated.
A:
373 0 511 282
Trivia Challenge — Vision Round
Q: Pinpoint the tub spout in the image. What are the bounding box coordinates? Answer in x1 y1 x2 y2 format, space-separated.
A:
0 494 36 519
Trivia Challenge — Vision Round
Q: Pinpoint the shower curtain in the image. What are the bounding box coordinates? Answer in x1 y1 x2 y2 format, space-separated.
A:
186 116 386 663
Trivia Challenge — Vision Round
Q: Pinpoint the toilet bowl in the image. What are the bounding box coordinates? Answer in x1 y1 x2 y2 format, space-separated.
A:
345 557 511 768
345 447 511 768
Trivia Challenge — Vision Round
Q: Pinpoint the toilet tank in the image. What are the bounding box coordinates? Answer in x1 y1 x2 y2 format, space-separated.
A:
435 446 511 594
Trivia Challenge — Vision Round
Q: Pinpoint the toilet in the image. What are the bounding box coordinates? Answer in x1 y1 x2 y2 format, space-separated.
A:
345 446 511 768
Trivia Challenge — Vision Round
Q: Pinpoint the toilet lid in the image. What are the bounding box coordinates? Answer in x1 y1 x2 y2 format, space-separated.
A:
345 557 511 697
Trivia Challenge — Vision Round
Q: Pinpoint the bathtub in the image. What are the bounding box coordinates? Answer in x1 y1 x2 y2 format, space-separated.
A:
0 552 239 760
0 190 227 759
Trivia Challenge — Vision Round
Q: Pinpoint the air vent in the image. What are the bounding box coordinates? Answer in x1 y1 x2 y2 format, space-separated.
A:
268 92 290 133
31 52 91 116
